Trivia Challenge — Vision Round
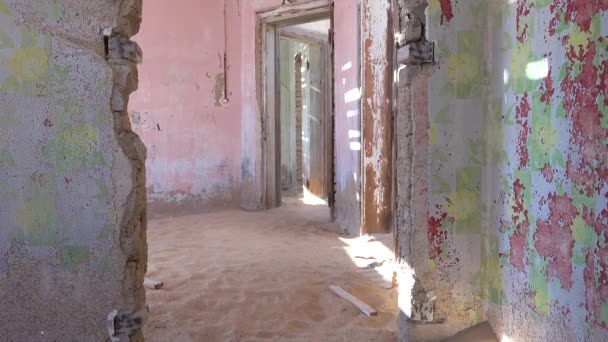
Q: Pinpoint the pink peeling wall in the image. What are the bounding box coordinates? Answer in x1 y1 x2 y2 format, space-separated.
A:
333 0 361 235
132 0 360 228
130 0 243 217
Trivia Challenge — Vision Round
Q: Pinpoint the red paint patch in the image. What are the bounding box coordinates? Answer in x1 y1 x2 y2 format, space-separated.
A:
509 226 528 272
429 212 448 259
564 0 608 32
540 163 554 182
516 95 531 169
509 179 530 272
534 193 577 289
540 62 554 103
562 43 608 196
584 249 608 327
439 0 454 24
43 118 53 127
516 0 531 43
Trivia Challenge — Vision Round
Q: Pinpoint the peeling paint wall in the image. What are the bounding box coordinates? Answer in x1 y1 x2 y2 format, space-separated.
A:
480 1 608 340
0 0 147 340
398 0 608 340
361 0 392 234
130 0 242 218
132 0 361 225
334 0 362 235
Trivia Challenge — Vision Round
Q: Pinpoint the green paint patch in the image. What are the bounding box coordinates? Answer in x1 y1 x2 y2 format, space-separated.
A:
0 0 10 15
510 42 536 93
572 215 598 247
432 148 449 163
556 183 565 196
444 31 484 98
16 197 56 246
434 107 453 125
556 100 566 119
55 123 98 172
481 237 503 304
60 246 90 273
529 250 550 315
567 25 591 55
554 11 569 34
572 184 595 210
557 63 567 83
483 102 505 167
448 167 482 234
8 228 24 243
95 180 110 199
599 95 608 129
0 30 14 48
601 302 608 325
503 104 515 126
534 0 553 8
432 174 450 194
0 107 19 126
88 151 107 167
0 76 18 93
7 46 49 82
530 91 559 170
0 151 15 167
552 150 565 168
572 249 586 265
50 2 64 21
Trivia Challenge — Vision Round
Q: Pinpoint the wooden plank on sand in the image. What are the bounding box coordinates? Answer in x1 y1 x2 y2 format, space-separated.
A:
329 285 377 317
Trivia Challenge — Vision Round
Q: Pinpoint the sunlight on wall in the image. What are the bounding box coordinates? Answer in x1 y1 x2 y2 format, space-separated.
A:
344 88 361 104
525 58 549 80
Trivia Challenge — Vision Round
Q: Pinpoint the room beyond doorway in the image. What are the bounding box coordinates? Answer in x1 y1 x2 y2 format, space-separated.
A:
279 19 332 207
257 1 335 211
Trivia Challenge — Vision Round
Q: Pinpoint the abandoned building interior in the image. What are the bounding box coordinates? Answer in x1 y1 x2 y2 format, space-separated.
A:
0 0 607 341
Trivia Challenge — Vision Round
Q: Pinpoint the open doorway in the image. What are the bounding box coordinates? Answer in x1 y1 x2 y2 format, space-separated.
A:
257 1 335 211
278 19 332 207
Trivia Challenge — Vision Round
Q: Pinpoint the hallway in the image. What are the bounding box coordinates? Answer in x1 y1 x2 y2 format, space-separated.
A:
144 200 398 341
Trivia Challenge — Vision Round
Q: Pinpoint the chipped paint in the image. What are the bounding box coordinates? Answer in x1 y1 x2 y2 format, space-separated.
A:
361 0 391 234
402 0 608 339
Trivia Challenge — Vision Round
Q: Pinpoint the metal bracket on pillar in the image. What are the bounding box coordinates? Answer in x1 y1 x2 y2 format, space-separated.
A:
397 41 434 65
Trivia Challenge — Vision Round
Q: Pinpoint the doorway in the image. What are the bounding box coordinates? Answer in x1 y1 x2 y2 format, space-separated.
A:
257 0 335 211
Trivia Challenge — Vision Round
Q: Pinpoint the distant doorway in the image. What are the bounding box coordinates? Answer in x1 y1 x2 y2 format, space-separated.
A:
257 1 335 210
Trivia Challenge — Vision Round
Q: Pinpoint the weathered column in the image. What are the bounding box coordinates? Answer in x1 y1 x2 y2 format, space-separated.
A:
361 0 393 234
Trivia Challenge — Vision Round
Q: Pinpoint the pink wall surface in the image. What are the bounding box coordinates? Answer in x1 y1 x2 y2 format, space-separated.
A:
132 0 360 228
131 0 243 217
333 0 361 235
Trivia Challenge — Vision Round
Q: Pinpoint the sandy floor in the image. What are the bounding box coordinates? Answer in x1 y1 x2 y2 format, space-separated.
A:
143 199 398 342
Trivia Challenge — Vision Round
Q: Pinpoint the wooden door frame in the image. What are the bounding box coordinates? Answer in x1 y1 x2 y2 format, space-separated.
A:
256 0 334 209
